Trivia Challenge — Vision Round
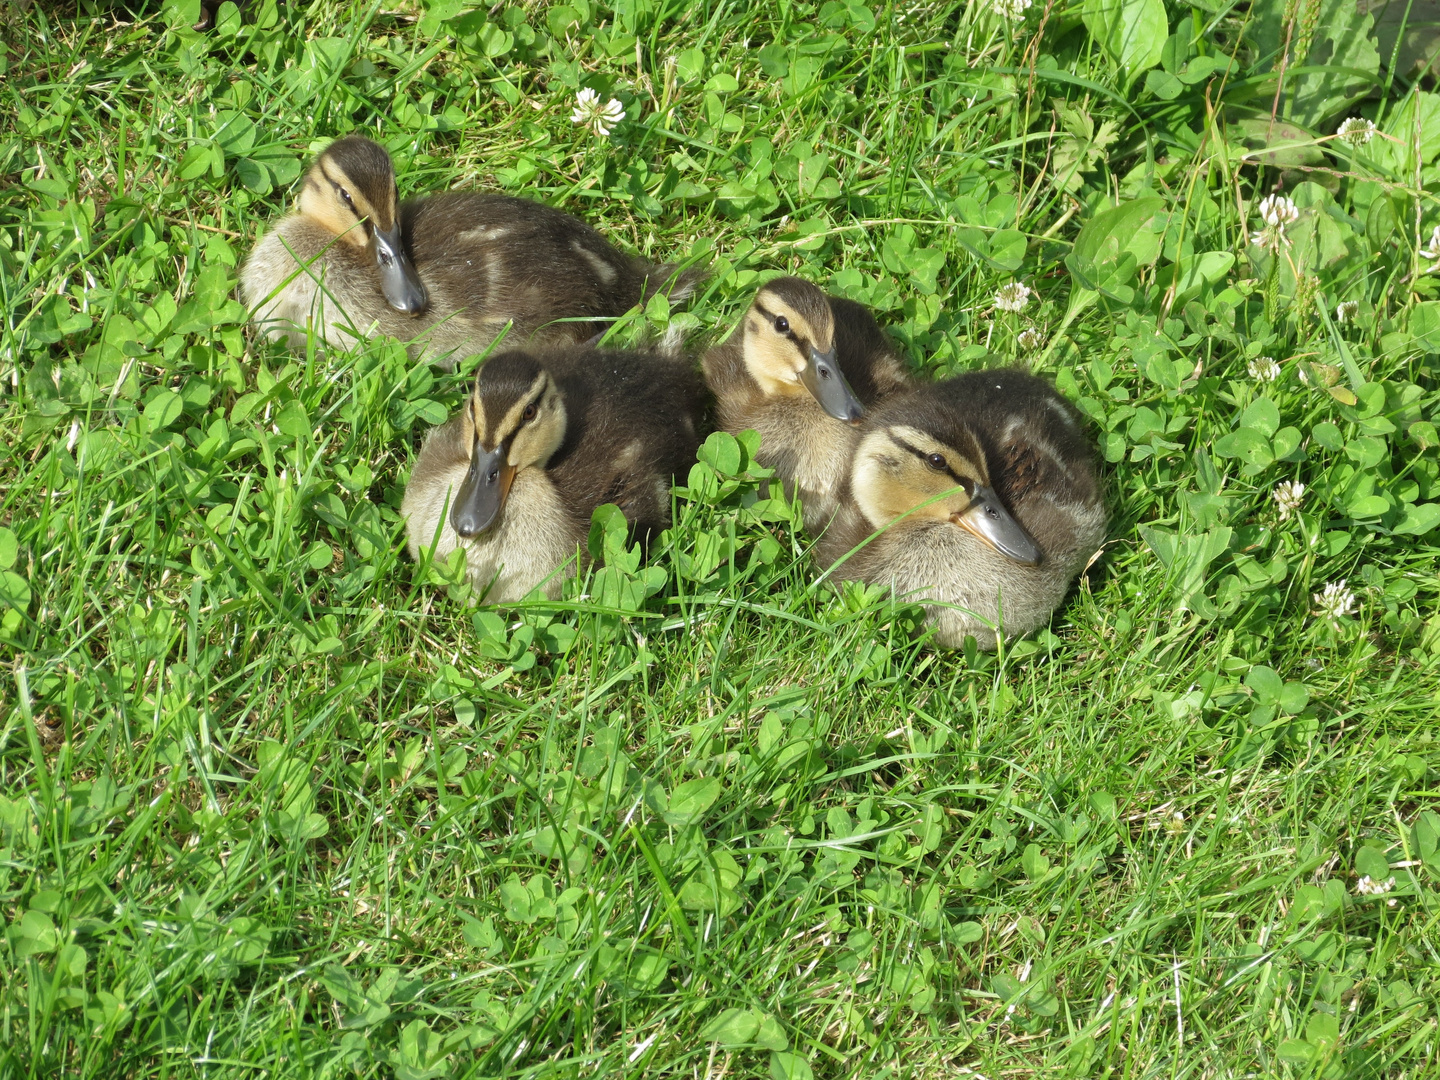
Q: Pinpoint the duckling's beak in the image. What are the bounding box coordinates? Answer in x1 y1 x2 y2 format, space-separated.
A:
799 346 864 424
452 441 516 538
951 485 1042 566
373 221 428 315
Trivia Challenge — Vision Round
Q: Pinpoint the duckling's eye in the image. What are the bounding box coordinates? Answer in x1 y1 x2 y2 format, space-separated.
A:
522 403 537 422
773 316 789 334
926 453 947 471
337 187 354 206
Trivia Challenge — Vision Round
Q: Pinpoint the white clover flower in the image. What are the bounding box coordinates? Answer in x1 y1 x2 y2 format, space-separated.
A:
1249 194 1300 253
1247 355 1280 382
1335 300 1359 322
1313 580 1357 626
994 282 1032 312
1421 225 1440 273
1356 875 1396 906
1017 327 1045 351
992 0 1032 17
1273 480 1305 521
1336 117 1377 146
1248 224 1289 253
1355 874 1395 896
570 88 625 137
1259 194 1300 228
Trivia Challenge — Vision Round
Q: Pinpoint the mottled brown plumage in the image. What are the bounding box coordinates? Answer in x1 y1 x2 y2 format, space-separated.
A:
702 278 913 532
241 136 704 368
402 345 706 602
817 368 1108 650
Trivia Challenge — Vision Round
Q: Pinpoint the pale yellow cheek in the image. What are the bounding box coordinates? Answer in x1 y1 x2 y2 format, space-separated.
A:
299 186 368 248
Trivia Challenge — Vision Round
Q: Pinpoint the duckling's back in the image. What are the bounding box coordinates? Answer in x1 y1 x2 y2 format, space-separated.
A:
542 346 707 541
404 194 699 344
829 297 913 403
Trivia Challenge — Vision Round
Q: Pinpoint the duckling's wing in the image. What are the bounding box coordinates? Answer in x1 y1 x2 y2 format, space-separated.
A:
419 194 702 349
990 395 1102 513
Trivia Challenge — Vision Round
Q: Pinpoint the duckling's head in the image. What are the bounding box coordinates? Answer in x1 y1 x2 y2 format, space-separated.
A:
741 277 863 423
851 421 1042 565
298 135 428 315
450 351 568 538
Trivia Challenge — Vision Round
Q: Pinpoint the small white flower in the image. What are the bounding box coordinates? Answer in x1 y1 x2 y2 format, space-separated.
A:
1355 874 1395 896
1249 226 1286 253
994 282 1031 312
1247 355 1280 382
570 87 625 137
1421 225 1440 273
992 0 1032 17
1335 300 1359 322
1330 120 1376 148
1258 194 1300 228
1336 117 1377 146
1017 327 1045 351
1313 580 1357 625
1248 195 1300 254
1273 480 1305 521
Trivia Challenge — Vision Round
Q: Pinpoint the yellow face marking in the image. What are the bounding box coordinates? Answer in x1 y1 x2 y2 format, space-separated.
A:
297 157 397 250
743 299 821 395
851 427 985 529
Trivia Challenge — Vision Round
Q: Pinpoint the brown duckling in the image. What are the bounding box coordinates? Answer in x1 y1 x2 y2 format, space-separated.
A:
401 345 706 602
701 277 912 532
815 368 1107 649
240 135 703 368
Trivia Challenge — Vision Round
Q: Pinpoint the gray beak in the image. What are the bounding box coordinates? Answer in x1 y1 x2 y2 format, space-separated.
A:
451 442 515 538
952 484 1042 566
373 221 428 315
799 346 864 424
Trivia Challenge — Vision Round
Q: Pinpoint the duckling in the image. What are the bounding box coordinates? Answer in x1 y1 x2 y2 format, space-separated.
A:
402 345 706 602
240 136 703 368
815 369 1107 649
702 277 912 532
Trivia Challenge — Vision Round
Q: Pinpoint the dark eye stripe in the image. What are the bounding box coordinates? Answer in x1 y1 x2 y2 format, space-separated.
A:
514 387 547 430
892 435 971 490
753 301 800 344
473 383 548 448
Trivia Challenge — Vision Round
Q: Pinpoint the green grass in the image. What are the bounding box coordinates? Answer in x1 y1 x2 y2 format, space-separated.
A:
3 0 1440 1077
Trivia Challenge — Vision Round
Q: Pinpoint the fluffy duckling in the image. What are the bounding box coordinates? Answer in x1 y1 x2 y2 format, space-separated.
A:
241 136 702 367
815 369 1107 649
402 345 705 602
702 277 912 532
